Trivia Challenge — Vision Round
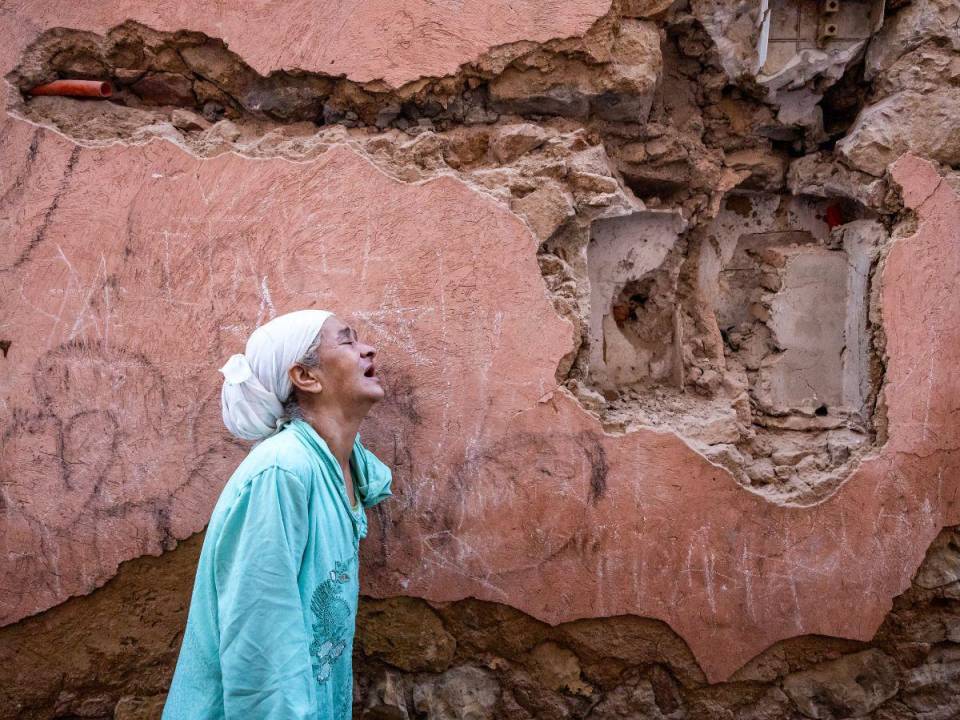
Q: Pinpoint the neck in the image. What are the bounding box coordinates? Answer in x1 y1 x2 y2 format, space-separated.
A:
298 402 367 467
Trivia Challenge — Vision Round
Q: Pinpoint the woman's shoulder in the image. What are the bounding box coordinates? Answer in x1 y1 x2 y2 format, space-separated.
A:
223 425 317 492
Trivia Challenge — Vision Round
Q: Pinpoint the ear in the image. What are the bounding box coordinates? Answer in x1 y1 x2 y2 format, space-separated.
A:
288 364 323 396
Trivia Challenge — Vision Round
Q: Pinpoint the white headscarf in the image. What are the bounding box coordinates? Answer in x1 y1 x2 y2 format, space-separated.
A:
219 309 332 441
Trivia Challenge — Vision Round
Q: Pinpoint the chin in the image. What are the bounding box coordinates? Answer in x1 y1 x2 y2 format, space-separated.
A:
360 382 386 403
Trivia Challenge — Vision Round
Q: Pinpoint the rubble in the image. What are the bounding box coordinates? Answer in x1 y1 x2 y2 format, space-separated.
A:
787 152 888 209
168 108 209 131
864 0 960 79
838 87 960 177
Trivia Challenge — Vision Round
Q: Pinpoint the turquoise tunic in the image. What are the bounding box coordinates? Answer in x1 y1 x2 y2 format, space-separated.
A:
162 419 392 719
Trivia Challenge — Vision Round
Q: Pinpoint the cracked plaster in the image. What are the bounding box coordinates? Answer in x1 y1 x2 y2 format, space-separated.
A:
1 0 960 688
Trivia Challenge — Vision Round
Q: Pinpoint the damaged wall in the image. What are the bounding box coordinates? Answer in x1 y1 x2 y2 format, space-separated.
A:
4 525 960 720
2 0 960 717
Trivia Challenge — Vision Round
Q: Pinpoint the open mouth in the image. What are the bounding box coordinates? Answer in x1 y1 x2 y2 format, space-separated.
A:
364 365 376 378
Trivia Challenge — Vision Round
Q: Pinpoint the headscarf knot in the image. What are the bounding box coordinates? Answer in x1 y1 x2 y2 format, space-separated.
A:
219 309 332 441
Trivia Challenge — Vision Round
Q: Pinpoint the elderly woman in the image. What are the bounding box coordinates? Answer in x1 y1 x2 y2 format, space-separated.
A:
163 309 392 719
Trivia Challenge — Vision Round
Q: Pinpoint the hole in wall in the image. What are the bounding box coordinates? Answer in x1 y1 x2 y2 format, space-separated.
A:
8 17 662 152
573 191 887 504
7 22 505 135
820 60 870 142
584 211 686 398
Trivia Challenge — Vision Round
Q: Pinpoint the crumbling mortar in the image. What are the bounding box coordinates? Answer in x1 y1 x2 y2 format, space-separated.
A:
6 8 654 136
6 21 657 271
864 238 893 447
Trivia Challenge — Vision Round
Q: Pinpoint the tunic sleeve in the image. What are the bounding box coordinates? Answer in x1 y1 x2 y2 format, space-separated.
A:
353 438 393 508
213 466 315 719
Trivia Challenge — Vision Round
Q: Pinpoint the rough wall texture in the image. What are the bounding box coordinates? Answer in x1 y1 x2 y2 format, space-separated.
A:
8 0 612 85
2 0 960 717
3 526 960 719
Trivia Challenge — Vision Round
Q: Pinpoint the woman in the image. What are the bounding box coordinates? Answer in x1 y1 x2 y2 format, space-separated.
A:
163 309 392 719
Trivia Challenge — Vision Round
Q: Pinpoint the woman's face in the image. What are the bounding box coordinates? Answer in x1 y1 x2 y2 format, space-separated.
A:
314 315 384 408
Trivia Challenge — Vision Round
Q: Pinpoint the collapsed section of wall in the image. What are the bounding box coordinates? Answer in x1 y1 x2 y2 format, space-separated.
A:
578 195 884 502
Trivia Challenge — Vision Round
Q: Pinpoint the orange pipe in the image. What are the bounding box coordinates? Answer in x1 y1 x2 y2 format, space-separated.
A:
29 80 112 98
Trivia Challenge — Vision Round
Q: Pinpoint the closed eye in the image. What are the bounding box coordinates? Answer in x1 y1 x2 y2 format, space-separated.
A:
337 326 359 345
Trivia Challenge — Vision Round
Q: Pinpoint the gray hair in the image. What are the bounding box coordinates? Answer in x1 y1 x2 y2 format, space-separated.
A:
281 328 323 421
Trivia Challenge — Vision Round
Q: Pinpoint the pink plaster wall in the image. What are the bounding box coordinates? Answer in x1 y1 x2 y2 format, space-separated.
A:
9 0 612 85
0 121 569 622
367 156 960 681
2 2 960 685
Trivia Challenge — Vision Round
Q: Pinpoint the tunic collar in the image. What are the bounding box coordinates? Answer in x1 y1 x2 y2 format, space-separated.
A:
288 419 368 540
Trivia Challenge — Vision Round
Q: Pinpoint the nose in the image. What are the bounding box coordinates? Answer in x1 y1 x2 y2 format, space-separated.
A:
360 343 376 359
